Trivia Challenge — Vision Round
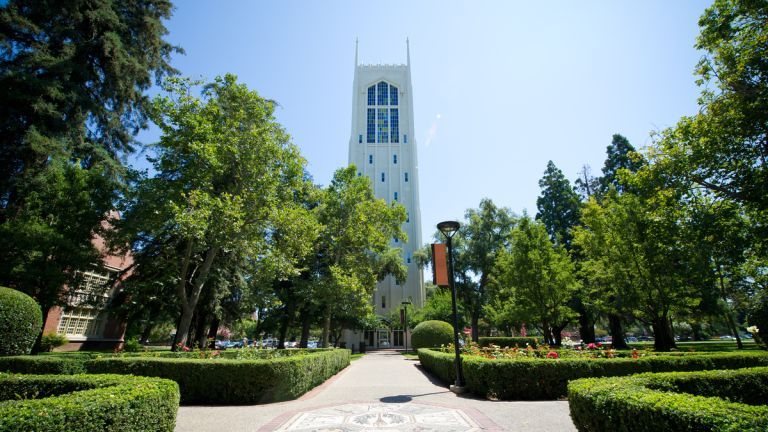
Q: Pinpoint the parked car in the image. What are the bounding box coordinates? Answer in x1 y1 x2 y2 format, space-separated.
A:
637 336 654 342
625 336 638 343
307 341 318 349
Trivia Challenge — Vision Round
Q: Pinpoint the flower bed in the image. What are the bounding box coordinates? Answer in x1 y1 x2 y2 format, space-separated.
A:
2 349 350 405
478 336 539 348
0 373 179 432
568 367 768 432
417 348 768 400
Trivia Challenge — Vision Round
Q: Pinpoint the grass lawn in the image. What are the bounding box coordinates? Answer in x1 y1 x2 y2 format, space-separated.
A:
400 350 419 359
350 353 365 361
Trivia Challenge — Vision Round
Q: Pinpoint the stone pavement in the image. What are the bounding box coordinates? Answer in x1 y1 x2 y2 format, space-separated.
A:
175 350 577 431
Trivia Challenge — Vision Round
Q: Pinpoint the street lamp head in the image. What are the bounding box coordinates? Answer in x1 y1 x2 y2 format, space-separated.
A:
437 220 460 238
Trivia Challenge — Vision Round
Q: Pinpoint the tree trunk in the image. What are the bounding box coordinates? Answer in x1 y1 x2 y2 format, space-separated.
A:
139 322 154 345
299 305 311 348
652 315 676 351
691 322 705 341
172 245 219 351
31 306 52 354
321 304 332 348
552 323 568 347
471 312 479 342
577 304 595 344
277 307 293 349
724 311 743 349
195 311 209 349
608 314 629 349
207 316 219 349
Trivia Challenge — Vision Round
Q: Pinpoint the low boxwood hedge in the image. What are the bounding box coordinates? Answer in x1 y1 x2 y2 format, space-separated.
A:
0 373 179 431
0 355 86 374
417 348 768 400
568 367 768 432
478 336 539 348
85 348 350 404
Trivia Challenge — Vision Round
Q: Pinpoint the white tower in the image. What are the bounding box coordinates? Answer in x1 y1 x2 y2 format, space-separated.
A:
347 40 424 348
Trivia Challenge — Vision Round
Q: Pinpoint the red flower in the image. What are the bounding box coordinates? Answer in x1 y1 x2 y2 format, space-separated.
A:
546 351 559 359
596 342 603 348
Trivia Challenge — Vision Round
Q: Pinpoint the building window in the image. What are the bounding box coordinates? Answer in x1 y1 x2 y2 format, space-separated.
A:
367 82 399 144
377 81 389 105
404 172 408 182
407 256 411 264
394 192 398 201
381 172 385 182
390 109 399 143
390 84 398 105
382 295 386 308
406 212 410 223
367 109 375 143
57 307 104 337
393 154 397 164
358 172 361 177
358 134 362 144
404 134 407 143
394 237 398 243
377 108 389 143
369 154 373 164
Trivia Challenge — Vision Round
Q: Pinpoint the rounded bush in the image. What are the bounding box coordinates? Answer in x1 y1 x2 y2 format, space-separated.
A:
0 287 43 356
411 320 454 350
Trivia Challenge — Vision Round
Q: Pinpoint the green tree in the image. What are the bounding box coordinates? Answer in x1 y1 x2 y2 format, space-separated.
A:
600 134 644 195
492 216 579 346
536 161 581 250
0 0 178 348
314 166 407 347
446 199 515 342
120 75 310 350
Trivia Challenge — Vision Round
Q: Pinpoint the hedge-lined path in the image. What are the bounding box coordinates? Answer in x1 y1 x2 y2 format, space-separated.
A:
175 350 576 431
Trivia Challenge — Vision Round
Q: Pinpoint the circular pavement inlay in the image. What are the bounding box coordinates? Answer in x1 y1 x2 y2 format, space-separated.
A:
274 402 482 431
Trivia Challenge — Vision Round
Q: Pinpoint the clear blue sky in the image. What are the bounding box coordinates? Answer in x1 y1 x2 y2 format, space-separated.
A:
136 1 711 240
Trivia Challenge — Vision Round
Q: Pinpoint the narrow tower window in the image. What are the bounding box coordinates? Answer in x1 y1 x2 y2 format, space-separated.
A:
367 109 375 143
367 85 376 105
394 192 398 201
393 154 397 164
369 155 373 164
381 295 386 309
406 212 410 222
390 108 399 143
381 172 385 182
390 84 398 105
404 172 409 182
358 134 362 143
404 134 407 144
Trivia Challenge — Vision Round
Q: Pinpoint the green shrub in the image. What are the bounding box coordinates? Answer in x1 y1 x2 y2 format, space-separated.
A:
40 332 69 352
0 355 86 374
417 348 768 400
568 367 768 432
478 336 539 348
123 337 142 352
0 287 42 356
85 349 350 404
411 320 454 350
0 373 179 432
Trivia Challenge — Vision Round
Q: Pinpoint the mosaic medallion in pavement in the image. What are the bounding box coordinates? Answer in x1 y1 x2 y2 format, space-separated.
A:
274 402 481 431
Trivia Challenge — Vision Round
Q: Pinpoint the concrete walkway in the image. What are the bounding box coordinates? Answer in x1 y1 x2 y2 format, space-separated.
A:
175 351 576 431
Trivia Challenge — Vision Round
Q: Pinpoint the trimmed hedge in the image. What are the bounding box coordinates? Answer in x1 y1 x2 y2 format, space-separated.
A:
85 348 350 404
568 367 768 432
417 348 768 400
0 373 179 431
0 287 42 356
411 320 454 350
0 355 86 374
478 336 539 348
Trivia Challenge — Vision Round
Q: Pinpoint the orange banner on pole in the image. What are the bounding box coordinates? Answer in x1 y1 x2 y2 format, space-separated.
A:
432 243 449 287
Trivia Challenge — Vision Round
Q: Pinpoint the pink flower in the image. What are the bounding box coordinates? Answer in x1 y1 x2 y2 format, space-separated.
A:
182 346 190 352
547 351 559 359
587 343 596 350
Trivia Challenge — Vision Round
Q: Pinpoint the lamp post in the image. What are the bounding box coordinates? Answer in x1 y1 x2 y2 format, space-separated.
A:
401 300 411 353
437 220 465 393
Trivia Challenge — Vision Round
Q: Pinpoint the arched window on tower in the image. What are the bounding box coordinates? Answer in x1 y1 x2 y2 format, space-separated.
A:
366 82 400 144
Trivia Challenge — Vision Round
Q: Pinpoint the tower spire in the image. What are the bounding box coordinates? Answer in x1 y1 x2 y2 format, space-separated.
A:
355 38 359 67
406 37 410 67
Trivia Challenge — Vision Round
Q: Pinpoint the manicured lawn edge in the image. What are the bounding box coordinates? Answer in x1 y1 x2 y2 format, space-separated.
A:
417 348 768 400
0 373 179 432
567 367 768 432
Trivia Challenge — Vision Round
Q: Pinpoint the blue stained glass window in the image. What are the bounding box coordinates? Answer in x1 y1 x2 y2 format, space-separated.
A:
367 86 375 105
390 108 399 143
369 155 373 164
377 81 388 105
381 172 385 182
390 84 398 105
367 109 375 143
393 154 397 164
377 108 388 143
404 172 409 182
